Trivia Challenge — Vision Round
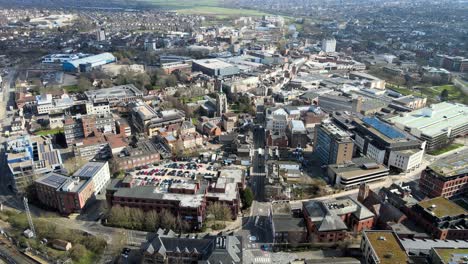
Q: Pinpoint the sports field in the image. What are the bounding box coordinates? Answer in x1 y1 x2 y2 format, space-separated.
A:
126 0 267 16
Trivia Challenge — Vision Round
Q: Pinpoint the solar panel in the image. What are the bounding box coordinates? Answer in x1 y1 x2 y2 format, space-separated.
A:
363 117 406 139
41 174 68 188
75 163 102 178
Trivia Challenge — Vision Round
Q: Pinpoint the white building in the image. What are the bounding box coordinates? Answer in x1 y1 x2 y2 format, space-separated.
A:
73 161 110 195
86 100 111 115
322 38 336 53
36 94 74 114
388 102 468 151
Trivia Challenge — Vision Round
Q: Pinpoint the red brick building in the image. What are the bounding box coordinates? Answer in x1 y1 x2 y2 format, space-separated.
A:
106 169 244 230
419 151 468 199
35 172 96 215
114 140 161 171
303 198 375 243
406 197 468 240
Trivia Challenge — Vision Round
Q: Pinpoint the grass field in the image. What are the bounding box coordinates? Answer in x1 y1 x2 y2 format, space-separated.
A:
34 128 63 136
388 84 468 104
131 0 267 17
427 143 463 156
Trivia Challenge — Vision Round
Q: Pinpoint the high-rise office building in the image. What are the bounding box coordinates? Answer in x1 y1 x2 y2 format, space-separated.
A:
96 28 106 42
314 121 354 165
322 37 336 53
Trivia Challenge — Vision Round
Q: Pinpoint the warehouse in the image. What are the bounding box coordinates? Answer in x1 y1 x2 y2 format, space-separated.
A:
62 52 116 72
192 59 239 77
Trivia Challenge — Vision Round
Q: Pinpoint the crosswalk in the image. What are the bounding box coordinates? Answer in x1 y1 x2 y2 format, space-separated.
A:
253 256 271 263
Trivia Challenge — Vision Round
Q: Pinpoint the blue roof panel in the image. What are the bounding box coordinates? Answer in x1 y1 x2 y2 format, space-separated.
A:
363 117 406 139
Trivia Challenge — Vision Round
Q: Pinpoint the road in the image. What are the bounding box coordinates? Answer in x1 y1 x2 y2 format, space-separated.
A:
453 77 468 96
0 68 22 210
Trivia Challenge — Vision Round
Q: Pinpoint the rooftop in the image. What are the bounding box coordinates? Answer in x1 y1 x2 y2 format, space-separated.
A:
418 197 467 218
36 172 69 189
85 84 143 102
193 59 235 69
428 149 468 177
65 52 115 68
362 117 405 139
321 121 352 140
433 248 468 263
73 162 106 178
328 157 389 180
389 102 468 137
365 231 408 264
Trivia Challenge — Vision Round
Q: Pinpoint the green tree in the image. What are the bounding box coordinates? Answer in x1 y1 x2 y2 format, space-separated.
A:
76 76 92 92
144 210 160 232
70 244 87 261
207 202 232 221
440 89 449 101
165 74 178 87
240 187 254 209
160 209 177 230
129 208 145 230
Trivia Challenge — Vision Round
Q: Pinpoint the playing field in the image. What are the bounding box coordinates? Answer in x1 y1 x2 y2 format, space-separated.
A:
126 0 267 16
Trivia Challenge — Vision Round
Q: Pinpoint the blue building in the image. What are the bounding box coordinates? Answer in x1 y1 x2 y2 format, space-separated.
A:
62 52 116 72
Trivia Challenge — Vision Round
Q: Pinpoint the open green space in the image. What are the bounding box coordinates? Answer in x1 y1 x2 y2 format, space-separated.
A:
62 84 81 93
388 84 467 104
0 210 106 264
177 6 267 17
126 0 268 17
34 128 63 136
427 143 463 156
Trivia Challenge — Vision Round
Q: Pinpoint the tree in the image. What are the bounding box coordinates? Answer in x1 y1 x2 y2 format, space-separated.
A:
144 210 160 232
76 76 92 92
70 244 87 261
107 205 127 227
240 187 254 209
165 74 178 87
440 89 449 101
129 208 145 230
207 202 232 222
160 209 177 230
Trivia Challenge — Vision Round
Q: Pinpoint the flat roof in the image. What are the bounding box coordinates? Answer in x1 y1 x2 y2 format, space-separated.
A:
329 158 389 180
362 117 406 139
73 162 106 178
321 121 351 139
428 149 468 177
418 197 467 218
66 52 115 67
389 102 468 137
433 248 468 263
85 84 142 101
36 172 69 189
193 59 235 69
365 231 408 264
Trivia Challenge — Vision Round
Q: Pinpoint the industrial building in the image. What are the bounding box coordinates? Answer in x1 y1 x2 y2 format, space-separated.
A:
419 149 468 199
192 59 240 77
62 52 116 72
389 102 468 151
